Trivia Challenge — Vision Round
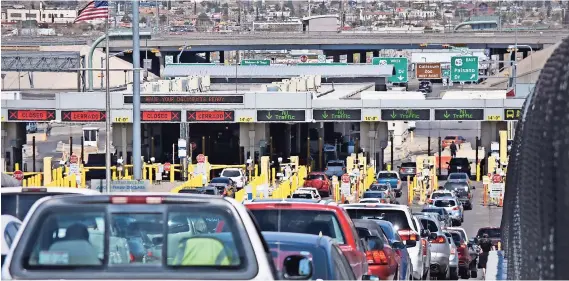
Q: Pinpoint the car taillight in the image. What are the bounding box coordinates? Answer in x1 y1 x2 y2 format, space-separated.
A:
452 206 459 210
380 199 386 203
111 196 163 204
431 236 446 243
366 250 389 265
147 251 153 257
22 188 47 192
129 253 135 262
398 230 419 241
421 239 427 255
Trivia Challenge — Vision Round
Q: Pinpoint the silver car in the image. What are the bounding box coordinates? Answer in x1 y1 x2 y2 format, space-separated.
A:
415 215 451 279
444 231 460 280
428 197 464 226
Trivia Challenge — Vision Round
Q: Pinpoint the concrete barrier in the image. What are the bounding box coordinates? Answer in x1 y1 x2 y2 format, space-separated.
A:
485 250 505 280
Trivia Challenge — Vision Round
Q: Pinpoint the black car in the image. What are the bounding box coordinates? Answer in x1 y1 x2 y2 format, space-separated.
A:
419 81 433 93
443 181 473 210
398 162 417 180
447 158 472 178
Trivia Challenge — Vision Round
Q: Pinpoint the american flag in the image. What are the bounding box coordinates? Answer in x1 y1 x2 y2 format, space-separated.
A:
74 1 109 23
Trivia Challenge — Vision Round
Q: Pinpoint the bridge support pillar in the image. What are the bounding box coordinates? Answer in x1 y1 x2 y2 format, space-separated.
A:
220 51 225 64
205 52 211 63
480 121 507 156
359 51 367 63
239 123 268 163
112 123 133 163
1 122 26 172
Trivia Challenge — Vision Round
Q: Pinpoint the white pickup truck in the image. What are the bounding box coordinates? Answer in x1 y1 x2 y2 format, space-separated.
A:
2 193 313 280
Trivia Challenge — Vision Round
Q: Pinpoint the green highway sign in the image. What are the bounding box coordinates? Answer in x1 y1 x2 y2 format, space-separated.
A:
381 109 430 121
257 110 306 122
241 59 271 66
299 62 348 66
372 57 408 83
434 109 484 121
313 109 361 121
450 56 479 82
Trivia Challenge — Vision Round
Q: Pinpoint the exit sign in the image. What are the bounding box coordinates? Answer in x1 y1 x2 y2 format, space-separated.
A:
372 57 408 83
450 56 479 82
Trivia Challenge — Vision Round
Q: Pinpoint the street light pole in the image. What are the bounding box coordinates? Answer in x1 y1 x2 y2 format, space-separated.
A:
132 0 142 180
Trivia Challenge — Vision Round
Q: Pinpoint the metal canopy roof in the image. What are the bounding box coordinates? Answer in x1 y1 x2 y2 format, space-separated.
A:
163 64 395 78
1 51 81 72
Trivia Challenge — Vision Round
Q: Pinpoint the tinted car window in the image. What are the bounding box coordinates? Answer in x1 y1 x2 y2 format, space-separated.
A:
377 173 398 179
369 184 389 191
346 209 410 230
362 192 385 199
450 232 463 244
434 200 456 207
477 228 501 238
444 182 469 191
449 158 469 165
250 210 345 244
420 219 439 233
448 173 468 180
422 208 444 215
221 170 241 177
178 188 204 194
1 193 75 221
444 136 457 140
401 162 415 167
432 192 452 199
306 174 326 180
292 193 313 199
327 162 344 167
210 178 231 184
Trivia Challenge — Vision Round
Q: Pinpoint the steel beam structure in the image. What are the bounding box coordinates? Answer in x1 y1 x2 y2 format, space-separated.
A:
1 51 81 72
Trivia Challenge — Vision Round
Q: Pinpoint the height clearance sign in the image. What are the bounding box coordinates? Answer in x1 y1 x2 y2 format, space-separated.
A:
372 57 408 83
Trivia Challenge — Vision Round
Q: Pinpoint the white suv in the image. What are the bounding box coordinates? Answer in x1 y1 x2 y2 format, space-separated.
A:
341 203 432 280
220 168 247 189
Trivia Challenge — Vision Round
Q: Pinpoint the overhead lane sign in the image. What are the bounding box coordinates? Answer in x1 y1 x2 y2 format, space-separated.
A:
141 111 181 122
434 109 484 121
450 56 479 82
504 108 522 121
313 109 361 121
381 109 430 121
372 57 408 83
416 63 442 79
8 110 56 121
257 110 306 122
187 111 234 122
241 59 271 65
124 95 244 104
62 111 106 122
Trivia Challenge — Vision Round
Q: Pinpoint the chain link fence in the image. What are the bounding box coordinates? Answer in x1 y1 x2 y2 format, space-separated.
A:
501 36 569 280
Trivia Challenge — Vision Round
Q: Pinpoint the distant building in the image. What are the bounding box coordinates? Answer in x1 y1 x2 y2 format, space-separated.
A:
302 15 339 32
6 7 76 24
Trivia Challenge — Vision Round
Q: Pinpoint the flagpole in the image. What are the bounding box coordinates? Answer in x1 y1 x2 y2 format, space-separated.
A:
105 5 112 193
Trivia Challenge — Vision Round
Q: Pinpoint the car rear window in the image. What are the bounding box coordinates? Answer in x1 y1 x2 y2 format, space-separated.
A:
420 219 439 233
434 200 456 207
250 210 345 244
449 158 469 165
221 170 241 178
266 242 328 280
21 206 246 269
444 183 469 193
204 189 216 195
444 136 457 140
400 163 415 167
306 174 326 180
292 193 313 199
1 193 74 221
477 228 501 238
422 208 444 215
326 162 344 167
345 209 410 231
363 192 385 199
450 232 463 244
448 173 467 180
210 178 231 184
377 173 397 179
431 193 452 199
178 188 204 194
369 184 389 191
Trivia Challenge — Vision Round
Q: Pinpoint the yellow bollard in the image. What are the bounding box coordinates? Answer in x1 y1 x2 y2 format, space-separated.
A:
15 163 20 171
271 168 276 186
387 164 391 171
125 166 129 178
170 166 175 182
407 176 412 205
22 179 27 187
52 169 57 184
112 169 117 180
410 131 414 143
142 164 147 180
81 167 87 188
476 163 481 182
148 166 153 185
254 164 258 177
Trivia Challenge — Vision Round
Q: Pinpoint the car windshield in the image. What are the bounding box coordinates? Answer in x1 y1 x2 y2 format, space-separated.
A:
422 208 444 215
345 209 410 231
178 188 204 194
326 162 344 167
292 193 313 199
210 178 230 184
450 232 463 244
1 193 77 221
267 242 328 280
401 163 415 167
369 184 389 191
363 192 385 199
444 183 469 193
221 170 241 178
444 136 457 140
377 173 397 179
250 210 345 244
434 200 456 207
306 174 325 180
22 207 245 268
203 189 216 195
420 219 439 233
477 228 501 238
448 173 468 180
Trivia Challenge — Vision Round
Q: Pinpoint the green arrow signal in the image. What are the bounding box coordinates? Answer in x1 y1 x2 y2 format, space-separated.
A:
391 111 397 119
322 111 329 119
266 112 273 119
444 111 450 119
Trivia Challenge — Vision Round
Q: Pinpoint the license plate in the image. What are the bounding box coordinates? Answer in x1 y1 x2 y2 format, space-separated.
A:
457 166 462 169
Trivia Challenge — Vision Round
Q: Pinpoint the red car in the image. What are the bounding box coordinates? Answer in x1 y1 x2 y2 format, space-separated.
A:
442 135 466 148
303 172 331 197
245 200 368 279
449 230 474 279
354 219 401 280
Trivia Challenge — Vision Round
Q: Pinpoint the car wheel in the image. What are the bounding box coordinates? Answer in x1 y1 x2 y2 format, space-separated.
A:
449 267 459 280
422 268 430 280
471 269 478 278
460 267 470 279
438 266 449 280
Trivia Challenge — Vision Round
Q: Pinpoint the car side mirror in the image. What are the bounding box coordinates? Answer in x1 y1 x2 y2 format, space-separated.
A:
282 255 313 280
429 232 438 240
362 275 380 281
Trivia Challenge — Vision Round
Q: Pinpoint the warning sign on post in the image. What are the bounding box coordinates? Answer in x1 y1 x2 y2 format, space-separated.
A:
416 63 442 79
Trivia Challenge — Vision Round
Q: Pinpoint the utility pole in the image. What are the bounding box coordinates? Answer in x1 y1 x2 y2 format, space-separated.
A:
132 0 142 180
